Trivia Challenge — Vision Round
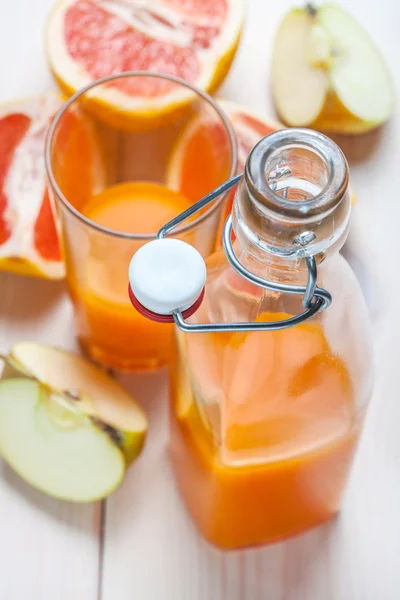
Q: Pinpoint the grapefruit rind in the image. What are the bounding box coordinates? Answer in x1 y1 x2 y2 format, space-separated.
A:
0 92 107 280
0 93 64 280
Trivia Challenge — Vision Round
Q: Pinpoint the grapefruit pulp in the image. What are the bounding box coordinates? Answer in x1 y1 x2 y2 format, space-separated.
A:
0 93 104 280
46 0 245 129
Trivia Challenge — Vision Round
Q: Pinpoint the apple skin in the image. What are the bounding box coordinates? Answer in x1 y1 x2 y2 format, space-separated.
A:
309 89 386 135
0 377 127 502
1 344 148 466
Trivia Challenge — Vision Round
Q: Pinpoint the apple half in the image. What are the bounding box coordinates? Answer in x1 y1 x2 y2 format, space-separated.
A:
0 343 148 502
272 4 394 133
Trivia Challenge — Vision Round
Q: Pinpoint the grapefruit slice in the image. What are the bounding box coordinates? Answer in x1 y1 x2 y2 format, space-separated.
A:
0 94 64 279
214 100 282 235
46 0 245 129
168 99 281 200
0 93 105 280
166 99 282 247
217 100 283 174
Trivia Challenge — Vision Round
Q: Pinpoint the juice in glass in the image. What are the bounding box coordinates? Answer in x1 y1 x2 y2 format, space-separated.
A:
68 181 191 369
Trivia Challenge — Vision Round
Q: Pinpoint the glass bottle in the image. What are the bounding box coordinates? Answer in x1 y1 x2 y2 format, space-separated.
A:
129 129 374 550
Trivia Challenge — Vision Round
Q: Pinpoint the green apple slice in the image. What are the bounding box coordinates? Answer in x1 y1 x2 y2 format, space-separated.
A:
318 4 394 125
272 4 394 133
7 342 147 464
272 8 329 127
0 378 125 502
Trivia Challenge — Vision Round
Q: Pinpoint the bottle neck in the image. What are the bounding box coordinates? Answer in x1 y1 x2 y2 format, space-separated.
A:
232 129 351 275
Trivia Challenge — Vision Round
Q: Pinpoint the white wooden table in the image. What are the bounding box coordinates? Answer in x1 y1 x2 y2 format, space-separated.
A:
1 0 400 598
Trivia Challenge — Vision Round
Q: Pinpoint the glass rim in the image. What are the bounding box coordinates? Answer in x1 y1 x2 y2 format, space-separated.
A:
45 71 238 240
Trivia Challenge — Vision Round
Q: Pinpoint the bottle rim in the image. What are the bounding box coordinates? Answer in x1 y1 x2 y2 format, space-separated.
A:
245 128 349 220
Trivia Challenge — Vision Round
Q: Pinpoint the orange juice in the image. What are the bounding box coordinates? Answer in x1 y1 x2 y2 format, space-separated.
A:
170 314 361 549
67 181 191 370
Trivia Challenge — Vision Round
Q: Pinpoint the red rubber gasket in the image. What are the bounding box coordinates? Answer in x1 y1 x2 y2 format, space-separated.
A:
128 285 205 323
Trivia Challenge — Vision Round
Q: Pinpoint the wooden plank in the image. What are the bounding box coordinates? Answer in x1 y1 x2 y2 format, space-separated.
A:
0 274 101 599
103 370 285 600
1 0 400 597
103 0 400 598
0 1 101 594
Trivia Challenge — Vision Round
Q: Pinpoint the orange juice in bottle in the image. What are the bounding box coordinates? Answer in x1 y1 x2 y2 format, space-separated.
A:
128 129 374 548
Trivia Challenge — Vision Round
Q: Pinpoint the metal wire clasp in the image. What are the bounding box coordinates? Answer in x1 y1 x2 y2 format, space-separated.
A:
158 174 332 333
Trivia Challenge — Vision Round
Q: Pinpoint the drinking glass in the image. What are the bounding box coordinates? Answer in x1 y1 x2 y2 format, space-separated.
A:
46 72 237 371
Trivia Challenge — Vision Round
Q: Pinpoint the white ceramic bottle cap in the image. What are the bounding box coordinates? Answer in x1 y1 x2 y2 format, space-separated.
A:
128 239 207 315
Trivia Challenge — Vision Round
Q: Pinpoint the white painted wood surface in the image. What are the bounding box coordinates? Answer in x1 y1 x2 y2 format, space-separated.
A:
1 0 400 598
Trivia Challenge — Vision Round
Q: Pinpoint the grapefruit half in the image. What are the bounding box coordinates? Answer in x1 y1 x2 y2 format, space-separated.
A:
46 0 245 129
0 93 104 280
166 99 282 244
